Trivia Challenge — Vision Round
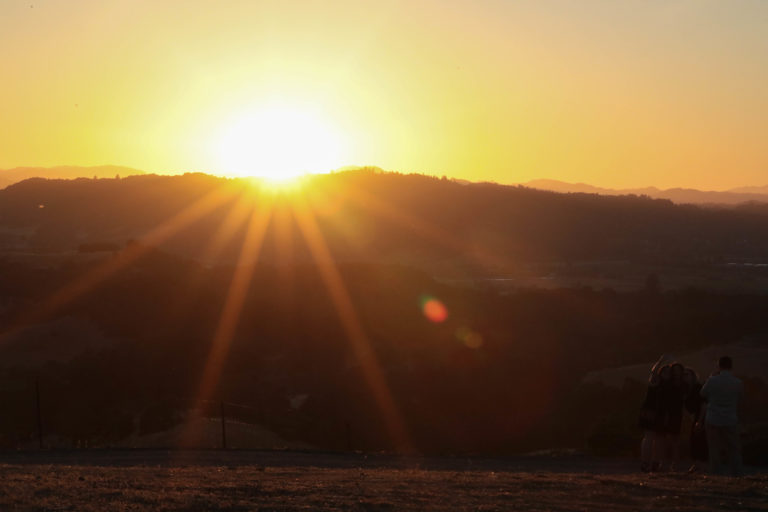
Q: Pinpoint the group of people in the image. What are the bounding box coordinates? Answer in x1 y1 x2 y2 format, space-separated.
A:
639 355 744 476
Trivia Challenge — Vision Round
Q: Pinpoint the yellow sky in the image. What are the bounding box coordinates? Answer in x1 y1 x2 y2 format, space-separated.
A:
1 0 766 189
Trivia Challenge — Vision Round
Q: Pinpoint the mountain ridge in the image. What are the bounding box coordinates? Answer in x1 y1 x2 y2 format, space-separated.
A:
522 178 768 205
4 171 768 275
0 165 145 189
4 166 768 206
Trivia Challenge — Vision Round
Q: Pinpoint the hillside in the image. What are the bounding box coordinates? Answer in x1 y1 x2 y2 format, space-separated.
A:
2 171 768 456
0 165 145 190
4 171 768 279
1 245 768 455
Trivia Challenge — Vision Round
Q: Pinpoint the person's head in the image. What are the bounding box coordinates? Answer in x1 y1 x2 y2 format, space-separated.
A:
683 367 699 386
670 362 684 382
718 356 733 371
659 364 672 381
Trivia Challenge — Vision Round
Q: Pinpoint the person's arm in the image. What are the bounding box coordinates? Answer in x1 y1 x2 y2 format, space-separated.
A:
700 378 710 400
648 354 667 384
695 399 706 428
650 354 666 374
738 379 746 432
694 383 708 429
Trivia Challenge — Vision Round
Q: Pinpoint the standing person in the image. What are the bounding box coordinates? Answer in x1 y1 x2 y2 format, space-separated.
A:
700 356 744 476
659 362 686 471
684 367 707 472
638 355 670 472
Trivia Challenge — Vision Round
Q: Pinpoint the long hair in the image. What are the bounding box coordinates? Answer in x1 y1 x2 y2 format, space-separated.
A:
684 367 700 393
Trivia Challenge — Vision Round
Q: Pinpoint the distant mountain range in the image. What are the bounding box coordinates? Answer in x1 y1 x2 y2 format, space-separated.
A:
4 167 768 206
521 179 768 205
0 165 145 189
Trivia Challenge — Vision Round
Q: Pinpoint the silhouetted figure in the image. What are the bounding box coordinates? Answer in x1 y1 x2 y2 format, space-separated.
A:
683 367 707 472
700 356 743 476
658 362 686 471
639 355 670 472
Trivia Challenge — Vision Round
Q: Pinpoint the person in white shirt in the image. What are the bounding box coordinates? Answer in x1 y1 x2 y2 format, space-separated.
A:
700 356 744 476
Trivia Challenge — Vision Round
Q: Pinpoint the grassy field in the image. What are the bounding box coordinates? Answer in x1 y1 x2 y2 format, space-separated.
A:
1 451 766 511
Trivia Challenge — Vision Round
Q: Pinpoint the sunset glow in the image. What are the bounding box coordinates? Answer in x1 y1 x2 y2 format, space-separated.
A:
2 1 766 189
212 103 346 181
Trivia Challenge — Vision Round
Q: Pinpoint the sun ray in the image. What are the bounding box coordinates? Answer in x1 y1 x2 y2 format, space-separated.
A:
0 184 238 345
291 193 412 452
199 191 259 265
193 197 273 414
272 199 297 305
158 190 259 325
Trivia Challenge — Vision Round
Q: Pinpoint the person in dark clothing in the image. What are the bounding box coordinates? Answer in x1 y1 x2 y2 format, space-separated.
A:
684 367 707 472
639 356 671 472
658 362 686 471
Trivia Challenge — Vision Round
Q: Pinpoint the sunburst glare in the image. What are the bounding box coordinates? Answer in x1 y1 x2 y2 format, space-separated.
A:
213 102 346 182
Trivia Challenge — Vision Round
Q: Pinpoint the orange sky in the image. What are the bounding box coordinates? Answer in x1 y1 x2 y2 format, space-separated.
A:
1 0 766 189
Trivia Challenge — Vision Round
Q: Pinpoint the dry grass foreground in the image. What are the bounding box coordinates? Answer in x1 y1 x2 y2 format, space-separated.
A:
1 463 767 511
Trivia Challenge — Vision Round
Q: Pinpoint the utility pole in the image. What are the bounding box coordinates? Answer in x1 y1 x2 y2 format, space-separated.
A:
35 379 43 449
345 421 352 452
220 400 227 450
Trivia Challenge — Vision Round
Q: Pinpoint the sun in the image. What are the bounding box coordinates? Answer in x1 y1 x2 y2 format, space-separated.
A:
213 102 345 182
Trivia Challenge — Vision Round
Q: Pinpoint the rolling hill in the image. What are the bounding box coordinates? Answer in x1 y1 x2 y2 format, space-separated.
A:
0 165 145 190
3 171 768 276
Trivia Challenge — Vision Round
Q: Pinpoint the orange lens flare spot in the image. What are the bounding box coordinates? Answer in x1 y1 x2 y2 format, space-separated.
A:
456 326 483 349
420 296 448 323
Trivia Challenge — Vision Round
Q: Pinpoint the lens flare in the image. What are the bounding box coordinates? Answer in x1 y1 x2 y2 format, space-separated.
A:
456 326 483 349
420 295 448 323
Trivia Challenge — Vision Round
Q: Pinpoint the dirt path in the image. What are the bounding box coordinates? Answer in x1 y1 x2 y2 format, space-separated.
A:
0 449 638 473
